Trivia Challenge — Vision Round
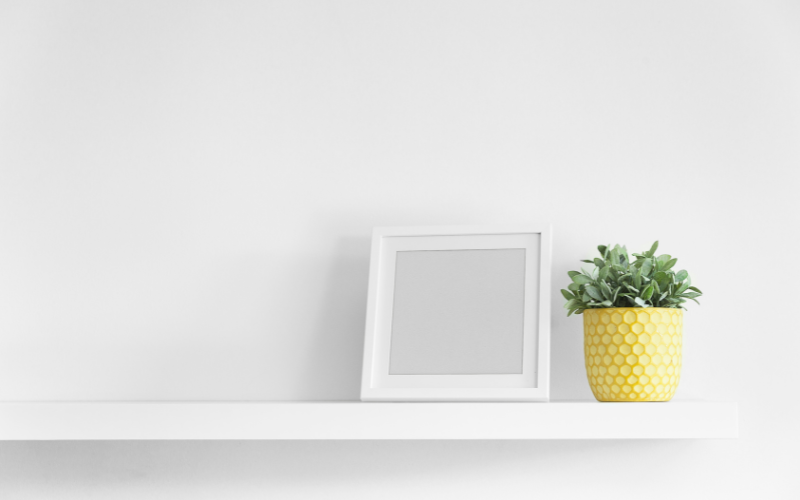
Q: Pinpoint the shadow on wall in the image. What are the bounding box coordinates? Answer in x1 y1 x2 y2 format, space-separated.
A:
301 236 372 400
0 439 704 496
549 247 596 400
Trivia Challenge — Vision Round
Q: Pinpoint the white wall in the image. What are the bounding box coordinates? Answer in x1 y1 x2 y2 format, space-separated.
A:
1 1 798 498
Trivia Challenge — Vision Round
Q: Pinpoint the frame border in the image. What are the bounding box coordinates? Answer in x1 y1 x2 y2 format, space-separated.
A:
360 225 552 401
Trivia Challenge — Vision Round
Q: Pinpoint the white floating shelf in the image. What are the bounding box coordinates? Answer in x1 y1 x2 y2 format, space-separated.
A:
0 401 737 440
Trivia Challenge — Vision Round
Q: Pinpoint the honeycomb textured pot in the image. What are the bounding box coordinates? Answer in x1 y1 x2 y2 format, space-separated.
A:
583 307 683 402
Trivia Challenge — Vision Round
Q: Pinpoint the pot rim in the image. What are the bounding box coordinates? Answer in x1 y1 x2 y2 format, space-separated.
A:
581 307 683 312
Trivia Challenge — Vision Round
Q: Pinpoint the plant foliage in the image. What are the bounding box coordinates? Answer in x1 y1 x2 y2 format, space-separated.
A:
561 241 702 316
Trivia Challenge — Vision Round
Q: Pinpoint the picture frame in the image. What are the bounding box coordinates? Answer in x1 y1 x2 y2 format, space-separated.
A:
360 225 552 401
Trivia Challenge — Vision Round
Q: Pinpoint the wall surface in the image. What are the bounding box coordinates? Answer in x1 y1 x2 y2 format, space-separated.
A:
1 1 798 498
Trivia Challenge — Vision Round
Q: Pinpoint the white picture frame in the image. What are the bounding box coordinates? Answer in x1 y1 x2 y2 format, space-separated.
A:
361 225 552 401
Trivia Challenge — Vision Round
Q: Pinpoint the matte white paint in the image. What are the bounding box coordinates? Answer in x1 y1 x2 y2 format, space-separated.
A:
0 1 798 499
361 226 551 401
0 401 738 440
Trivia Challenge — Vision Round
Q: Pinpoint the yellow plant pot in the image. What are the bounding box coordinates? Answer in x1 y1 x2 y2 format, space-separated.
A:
583 307 683 402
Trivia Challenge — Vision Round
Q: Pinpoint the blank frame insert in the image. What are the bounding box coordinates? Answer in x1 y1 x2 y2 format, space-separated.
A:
389 249 526 375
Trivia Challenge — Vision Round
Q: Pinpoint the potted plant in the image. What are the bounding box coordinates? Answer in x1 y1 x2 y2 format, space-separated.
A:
561 241 703 402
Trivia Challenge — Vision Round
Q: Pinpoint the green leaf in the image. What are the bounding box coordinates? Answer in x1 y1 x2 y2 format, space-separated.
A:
613 244 625 266
575 241 702 311
661 258 677 271
572 274 593 285
585 285 604 301
640 259 653 276
599 281 613 300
